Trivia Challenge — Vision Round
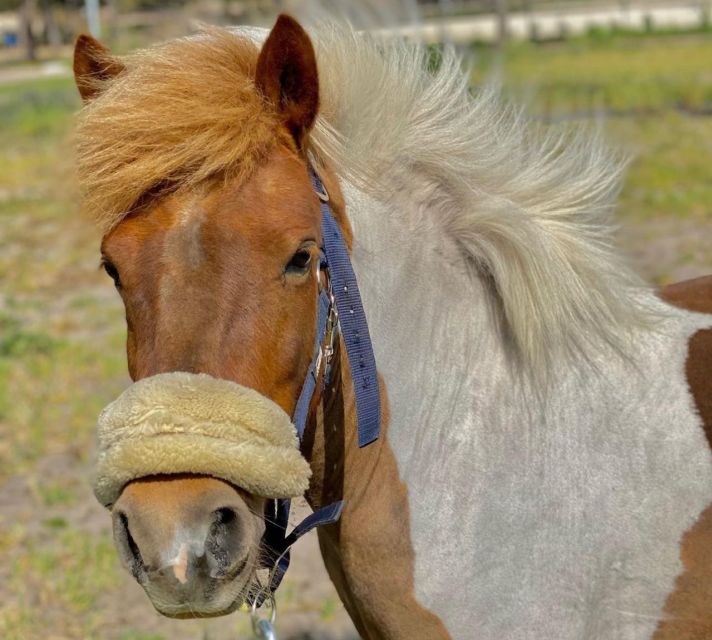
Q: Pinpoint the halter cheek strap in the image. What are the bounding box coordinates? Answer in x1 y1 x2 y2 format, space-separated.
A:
314 170 381 448
250 165 381 606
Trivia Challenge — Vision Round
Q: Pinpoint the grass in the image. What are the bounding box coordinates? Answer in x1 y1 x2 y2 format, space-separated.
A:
609 113 712 223
472 32 712 116
37 479 79 507
471 31 712 237
0 76 77 138
0 74 136 639
0 29 710 640
3 528 122 639
0 75 131 483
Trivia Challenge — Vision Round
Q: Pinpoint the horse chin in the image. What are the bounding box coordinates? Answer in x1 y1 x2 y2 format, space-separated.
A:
154 600 241 620
145 562 258 619
152 596 243 620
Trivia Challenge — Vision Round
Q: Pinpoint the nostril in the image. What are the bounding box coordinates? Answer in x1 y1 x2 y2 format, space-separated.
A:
206 507 241 577
214 507 236 525
115 511 146 579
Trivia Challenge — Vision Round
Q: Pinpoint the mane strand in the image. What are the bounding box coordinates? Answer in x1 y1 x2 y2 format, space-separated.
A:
75 27 285 233
309 23 659 373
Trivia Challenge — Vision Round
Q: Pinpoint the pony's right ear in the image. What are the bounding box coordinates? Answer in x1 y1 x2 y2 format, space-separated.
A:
73 34 124 102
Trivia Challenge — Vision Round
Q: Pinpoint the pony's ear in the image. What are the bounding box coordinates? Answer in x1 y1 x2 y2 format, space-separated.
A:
255 14 319 151
73 33 125 102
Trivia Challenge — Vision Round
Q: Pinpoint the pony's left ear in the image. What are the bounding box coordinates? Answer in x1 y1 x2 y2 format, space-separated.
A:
255 14 319 152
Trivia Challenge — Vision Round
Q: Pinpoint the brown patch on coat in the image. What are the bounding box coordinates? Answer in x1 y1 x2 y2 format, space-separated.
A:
660 276 712 444
654 504 712 640
653 276 712 639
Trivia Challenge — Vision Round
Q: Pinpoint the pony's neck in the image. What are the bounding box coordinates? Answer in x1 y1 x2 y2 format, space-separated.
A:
297 173 496 639
342 178 509 453
301 338 450 639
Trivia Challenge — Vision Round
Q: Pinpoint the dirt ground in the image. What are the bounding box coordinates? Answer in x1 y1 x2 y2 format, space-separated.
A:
1 441 360 640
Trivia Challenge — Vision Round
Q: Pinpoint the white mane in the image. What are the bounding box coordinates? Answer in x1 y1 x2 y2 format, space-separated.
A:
309 23 658 373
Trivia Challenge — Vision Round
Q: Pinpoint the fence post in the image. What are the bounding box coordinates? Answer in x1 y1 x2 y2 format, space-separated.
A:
85 0 101 39
495 0 508 49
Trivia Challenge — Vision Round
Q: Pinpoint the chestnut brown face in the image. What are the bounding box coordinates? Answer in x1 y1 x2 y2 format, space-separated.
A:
75 12 324 616
98 148 322 615
100 148 322 404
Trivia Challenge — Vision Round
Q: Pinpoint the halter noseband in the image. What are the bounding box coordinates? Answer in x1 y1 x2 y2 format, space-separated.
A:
251 163 381 605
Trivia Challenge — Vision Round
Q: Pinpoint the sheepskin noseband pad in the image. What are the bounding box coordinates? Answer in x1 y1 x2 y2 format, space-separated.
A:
92 372 312 507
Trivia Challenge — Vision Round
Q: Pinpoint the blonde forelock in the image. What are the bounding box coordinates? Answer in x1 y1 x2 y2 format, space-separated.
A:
75 27 285 233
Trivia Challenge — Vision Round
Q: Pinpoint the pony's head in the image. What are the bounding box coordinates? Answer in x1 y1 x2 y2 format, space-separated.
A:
74 16 340 617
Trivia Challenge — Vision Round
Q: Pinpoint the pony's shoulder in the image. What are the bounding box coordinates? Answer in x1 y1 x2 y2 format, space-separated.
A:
655 275 712 640
660 275 712 444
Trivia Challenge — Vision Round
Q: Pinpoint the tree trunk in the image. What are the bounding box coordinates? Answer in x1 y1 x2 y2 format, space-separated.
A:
20 0 37 62
40 0 61 51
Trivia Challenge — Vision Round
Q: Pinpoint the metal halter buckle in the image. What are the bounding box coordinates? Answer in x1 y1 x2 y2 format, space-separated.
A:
320 283 339 384
314 181 330 203
251 592 277 639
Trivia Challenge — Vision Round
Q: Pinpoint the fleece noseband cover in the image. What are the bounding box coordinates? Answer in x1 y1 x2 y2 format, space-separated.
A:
92 372 312 507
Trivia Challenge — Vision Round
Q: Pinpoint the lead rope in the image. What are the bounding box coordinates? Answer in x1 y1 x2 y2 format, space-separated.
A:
248 164 381 639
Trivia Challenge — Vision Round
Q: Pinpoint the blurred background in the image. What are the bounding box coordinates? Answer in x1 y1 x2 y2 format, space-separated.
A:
0 0 710 638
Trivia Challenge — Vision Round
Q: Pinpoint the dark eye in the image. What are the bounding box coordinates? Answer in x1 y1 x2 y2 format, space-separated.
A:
285 249 312 276
102 259 122 288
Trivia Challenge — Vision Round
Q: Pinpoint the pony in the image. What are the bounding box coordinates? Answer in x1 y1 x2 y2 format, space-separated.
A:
72 14 712 639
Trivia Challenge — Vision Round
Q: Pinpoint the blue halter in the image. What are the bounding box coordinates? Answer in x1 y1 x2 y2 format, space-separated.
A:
249 164 381 605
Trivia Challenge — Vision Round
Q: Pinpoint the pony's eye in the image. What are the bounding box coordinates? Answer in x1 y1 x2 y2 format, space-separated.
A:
286 249 312 276
102 259 122 288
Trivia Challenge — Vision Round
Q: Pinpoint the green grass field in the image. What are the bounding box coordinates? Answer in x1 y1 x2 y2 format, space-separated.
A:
0 30 711 639
474 31 712 115
471 33 712 227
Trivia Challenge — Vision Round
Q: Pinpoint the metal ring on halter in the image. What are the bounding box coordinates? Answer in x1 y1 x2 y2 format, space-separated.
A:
306 154 330 202
307 160 330 202
314 180 329 203
251 591 277 639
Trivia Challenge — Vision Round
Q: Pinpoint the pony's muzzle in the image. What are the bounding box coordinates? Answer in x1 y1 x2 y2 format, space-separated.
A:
111 475 264 618
92 372 312 616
